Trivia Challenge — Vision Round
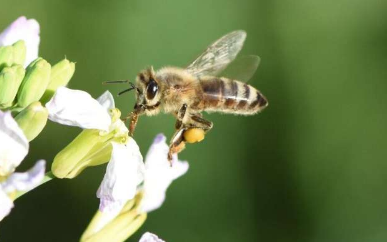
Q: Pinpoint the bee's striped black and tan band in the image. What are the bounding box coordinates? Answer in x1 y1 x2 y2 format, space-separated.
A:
198 77 268 114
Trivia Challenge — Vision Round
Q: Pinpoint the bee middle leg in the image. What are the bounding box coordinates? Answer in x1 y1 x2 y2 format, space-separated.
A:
189 114 213 132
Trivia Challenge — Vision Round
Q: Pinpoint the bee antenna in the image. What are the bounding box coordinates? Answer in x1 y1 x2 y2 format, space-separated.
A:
128 82 136 89
102 80 137 96
102 80 130 85
118 87 135 96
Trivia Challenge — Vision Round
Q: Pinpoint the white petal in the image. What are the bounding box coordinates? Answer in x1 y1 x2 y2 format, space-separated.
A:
97 91 115 112
96 91 128 135
139 232 166 242
140 134 189 213
0 189 13 221
1 160 45 193
0 16 40 67
97 139 144 214
46 87 111 130
0 110 29 176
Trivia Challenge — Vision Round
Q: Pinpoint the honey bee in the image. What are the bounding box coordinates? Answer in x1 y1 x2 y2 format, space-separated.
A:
109 30 268 161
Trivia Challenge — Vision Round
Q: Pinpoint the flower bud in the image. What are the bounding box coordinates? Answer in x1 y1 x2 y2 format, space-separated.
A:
14 101 48 141
0 65 25 108
41 59 75 104
11 40 26 66
51 129 114 179
183 128 205 143
0 46 13 70
17 57 51 108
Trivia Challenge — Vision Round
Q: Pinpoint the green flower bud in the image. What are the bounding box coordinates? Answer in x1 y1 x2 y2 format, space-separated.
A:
0 46 13 70
17 58 51 108
14 101 48 141
52 129 114 179
11 40 26 66
41 59 75 104
81 194 146 242
0 65 25 108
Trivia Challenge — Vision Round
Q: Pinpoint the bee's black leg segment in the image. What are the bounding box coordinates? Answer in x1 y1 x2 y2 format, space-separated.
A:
178 104 187 120
174 103 188 130
190 115 213 132
168 104 189 165
174 104 187 128
168 127 186 165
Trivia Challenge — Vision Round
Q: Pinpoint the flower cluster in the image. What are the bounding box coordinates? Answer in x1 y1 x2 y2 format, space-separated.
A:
0 17 75 142
0 16 189 242
0 16 74 219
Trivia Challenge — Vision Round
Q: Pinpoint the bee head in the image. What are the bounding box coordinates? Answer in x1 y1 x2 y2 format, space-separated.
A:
134 66 161 114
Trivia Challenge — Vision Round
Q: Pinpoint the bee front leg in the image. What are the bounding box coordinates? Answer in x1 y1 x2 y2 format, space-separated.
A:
128 112 139 137
124 105 145 137
121 111 138 137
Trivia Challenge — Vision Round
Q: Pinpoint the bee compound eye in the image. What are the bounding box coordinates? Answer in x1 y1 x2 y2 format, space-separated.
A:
146 79 158 100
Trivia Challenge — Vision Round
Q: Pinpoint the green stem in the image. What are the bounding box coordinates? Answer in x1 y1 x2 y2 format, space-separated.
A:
14 171 56 200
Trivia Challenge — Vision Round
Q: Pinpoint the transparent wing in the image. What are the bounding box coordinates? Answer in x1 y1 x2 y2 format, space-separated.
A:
219 55 261 82
186 30 246 77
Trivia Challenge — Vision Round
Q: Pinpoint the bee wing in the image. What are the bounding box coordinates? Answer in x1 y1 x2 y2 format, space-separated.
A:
219 55 261 82
186 30 246 77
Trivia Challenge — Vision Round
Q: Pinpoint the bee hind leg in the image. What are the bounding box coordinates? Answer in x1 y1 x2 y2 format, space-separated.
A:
167 104 188 164
167 113 213 165
167 128 186 164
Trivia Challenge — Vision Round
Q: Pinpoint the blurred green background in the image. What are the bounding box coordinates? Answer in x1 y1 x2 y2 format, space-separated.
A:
1 0 387 241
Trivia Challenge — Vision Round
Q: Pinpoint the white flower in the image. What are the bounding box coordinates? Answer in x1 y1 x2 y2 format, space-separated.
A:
0 160 46 221
97 140 144 213
0 110 29 176
47 87 144 207
140 134 189 213
90 139 144 232
0 110 45 221
97 133 189 215
0 16 40 67
80 133 188 241
0 189 13 221
48 88 133 179
1 160 46 194
46 87 111 131
139 232 165 242
90 134 188 234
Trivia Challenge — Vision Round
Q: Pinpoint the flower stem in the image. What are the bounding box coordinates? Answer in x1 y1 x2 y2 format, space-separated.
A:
41 171 55 183
14 171 56 200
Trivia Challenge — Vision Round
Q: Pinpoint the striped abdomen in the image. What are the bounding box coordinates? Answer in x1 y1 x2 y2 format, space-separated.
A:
192 77 268 115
